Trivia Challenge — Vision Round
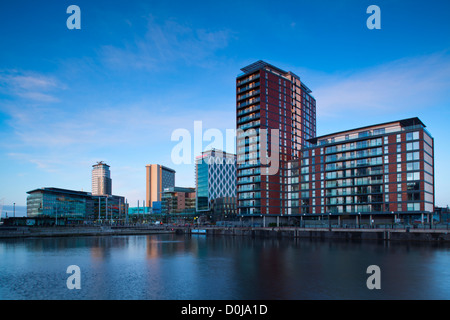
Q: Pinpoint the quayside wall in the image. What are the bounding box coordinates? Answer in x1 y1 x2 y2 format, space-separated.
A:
2 226 450 243
180 227 450 242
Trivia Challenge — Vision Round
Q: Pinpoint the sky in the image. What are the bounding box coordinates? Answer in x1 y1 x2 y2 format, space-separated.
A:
0 0 449 216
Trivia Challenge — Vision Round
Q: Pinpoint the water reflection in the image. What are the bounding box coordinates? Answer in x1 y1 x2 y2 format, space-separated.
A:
0 234 449 299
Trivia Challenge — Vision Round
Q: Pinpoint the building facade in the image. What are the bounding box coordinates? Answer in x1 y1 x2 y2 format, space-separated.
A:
161 187 196 216
92 161 112 196
195 149 237 216
26 187 127 222
236 60 316 216
146 164 175 207
289 117 434 224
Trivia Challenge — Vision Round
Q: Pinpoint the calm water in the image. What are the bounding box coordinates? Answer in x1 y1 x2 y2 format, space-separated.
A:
1 233 450 300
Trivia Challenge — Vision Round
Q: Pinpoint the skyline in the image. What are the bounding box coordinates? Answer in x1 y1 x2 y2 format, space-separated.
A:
1 0 450 213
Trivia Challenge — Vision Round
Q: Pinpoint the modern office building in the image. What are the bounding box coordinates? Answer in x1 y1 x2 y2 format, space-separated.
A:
236 60 316 216
195 149 237 216
146 164 175 207
288 117 434 224
161 187 196 216
92 161 112 196
26 187 127 222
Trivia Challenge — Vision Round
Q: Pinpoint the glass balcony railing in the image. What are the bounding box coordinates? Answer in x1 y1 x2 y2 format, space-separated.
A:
237 74 260 86
237 105 260 117
238 120 260 131
238 90 260 101
237 82 260 94
237 113 260 124
237 176 261 184
237 97 260 109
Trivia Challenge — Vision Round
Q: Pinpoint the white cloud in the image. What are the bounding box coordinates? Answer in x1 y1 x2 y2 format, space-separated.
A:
0 70 64 103
101 16 233 71
309 53 450 118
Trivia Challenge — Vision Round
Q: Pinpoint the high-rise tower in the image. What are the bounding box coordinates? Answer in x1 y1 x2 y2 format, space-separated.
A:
92 161 112 196
236 61 316 215
146 164 175 207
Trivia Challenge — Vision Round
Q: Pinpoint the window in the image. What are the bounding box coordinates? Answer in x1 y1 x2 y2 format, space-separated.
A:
407 203 420 211
407 182 419 191
406 131 419 141
406 142 420 151
407 162 420 171
374 128 385 135
407 172 420 181
407 192 420 201
407 152 420 161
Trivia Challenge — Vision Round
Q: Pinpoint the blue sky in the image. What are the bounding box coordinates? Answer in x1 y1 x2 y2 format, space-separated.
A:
1 0 449 215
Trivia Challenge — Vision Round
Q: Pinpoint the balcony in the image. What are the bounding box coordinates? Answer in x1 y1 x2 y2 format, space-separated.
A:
238 120 260 131
238 90 260 101
237 97 260 109
237 74 260 86
237 82 260 94
237 176 261 184
238 192 261 200
237 105 260 117
237 113 260 124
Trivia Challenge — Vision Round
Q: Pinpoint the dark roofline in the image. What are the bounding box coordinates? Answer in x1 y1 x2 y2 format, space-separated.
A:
145 164 176 173
239 60 288 76
26 187 125 199
307 117 426 144
92 161 110 168
26 187 91 196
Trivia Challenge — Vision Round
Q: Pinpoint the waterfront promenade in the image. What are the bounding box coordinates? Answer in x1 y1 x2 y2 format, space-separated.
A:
0 225 172 238
1 224 450 242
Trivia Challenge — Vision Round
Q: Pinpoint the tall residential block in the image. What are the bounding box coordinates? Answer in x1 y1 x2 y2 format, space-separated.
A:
146 164 175 207
289 117 434 223
195 149 237 216
92 161 112 196
236 60 316 216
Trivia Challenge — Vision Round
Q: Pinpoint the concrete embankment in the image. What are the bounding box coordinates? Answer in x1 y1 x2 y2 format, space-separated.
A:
2 226 450 243
180 227 450 243
0 226 173 238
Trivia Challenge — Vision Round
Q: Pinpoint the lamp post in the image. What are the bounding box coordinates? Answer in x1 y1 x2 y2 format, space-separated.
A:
328 212 332 231
391 211 394 229
358 212 361 229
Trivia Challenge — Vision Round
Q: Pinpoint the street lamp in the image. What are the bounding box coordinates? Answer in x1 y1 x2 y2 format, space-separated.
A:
328 212 332 231
358 212 361 229
391 211 394 229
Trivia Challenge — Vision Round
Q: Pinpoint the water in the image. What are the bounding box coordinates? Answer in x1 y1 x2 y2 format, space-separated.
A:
1 233 450 300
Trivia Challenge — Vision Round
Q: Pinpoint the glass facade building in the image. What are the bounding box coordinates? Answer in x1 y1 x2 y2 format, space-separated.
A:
195 149 237 216
27 187 126 222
